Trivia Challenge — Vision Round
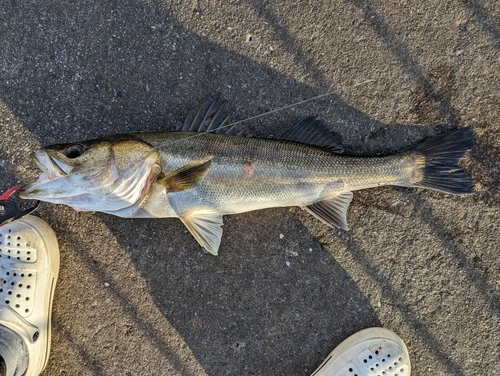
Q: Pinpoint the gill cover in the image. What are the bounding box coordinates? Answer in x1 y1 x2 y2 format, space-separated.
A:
20 138 161 213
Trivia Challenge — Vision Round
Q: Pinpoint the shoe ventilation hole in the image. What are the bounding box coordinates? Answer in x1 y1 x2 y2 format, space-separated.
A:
0 271 35 317
0 242 37 263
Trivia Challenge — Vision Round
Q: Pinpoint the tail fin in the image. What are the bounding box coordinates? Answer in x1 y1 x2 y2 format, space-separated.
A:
409 128 474 195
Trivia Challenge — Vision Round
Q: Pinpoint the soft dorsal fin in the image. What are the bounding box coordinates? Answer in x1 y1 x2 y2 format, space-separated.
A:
159 156 212 192
303 192 353 230
179 208 224 255
278 116 344 153
177 96 233 134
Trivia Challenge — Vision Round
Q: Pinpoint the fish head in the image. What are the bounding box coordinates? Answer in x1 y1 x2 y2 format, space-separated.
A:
20 137 161 212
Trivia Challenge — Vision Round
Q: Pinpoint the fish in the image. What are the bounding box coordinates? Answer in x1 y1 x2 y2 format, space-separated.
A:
20 96 474 255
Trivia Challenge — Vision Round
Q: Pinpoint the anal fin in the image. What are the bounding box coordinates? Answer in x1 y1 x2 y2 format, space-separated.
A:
303 192 353 231
180 208 223 255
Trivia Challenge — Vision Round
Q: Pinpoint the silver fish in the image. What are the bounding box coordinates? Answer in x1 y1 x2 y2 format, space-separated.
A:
20 97 474 255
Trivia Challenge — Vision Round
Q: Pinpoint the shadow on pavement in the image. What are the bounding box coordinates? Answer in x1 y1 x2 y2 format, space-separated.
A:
0 2 382 375
0 0 496 375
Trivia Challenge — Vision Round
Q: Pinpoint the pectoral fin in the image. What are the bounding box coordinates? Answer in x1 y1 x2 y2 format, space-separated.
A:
180 208 223 255
160 156 213 192
303 192 353 231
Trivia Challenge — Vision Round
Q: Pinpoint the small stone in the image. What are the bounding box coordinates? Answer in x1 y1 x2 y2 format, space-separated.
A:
279 233 284 239
104 282 110 287
285 261 290 267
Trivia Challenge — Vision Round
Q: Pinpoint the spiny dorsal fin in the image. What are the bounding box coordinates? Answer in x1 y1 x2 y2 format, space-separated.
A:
180 208 224 255
177 95 233 134
303 191 353 230
278 116 344 153
159 156 212 192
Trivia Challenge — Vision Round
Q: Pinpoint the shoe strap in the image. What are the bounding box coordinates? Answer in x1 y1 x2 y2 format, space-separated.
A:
0 305 40 344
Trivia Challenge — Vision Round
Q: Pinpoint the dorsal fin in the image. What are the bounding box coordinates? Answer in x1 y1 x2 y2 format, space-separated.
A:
177 95 233 134
278 116 344 153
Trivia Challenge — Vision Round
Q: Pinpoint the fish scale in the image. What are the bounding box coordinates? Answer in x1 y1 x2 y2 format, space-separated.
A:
20 97 474 255
137 132 412 214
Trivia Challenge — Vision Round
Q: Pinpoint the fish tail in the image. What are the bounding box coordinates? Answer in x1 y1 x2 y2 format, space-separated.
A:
407 128 474 195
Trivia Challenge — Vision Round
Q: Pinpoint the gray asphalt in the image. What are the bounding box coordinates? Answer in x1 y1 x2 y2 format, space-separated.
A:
0 1 499 375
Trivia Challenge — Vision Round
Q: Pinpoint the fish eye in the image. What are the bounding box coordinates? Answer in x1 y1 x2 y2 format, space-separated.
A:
65 144 84 158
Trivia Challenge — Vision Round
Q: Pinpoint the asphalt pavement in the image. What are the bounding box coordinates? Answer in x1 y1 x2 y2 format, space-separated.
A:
0 1 499 375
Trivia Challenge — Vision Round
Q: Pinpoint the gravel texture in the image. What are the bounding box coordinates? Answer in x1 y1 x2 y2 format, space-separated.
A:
0 1 499 375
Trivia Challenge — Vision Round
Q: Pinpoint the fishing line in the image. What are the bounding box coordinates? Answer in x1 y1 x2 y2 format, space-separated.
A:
154 79 375 149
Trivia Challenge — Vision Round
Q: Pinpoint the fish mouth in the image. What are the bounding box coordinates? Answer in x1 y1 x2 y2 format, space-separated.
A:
19 150 71 199
31 150 69 179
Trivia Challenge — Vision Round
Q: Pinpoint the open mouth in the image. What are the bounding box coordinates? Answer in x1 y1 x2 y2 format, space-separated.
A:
19 151 72 199
31 150 69 180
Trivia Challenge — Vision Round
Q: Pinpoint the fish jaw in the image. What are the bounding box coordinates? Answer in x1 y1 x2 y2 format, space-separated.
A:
20 149 113 202
20 147 162 215
32 150 69 179
20 150 80 200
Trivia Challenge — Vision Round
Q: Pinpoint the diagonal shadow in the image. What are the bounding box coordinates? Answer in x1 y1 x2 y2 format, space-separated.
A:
97 209 381 375
0 2 382 375
0 0 496 374
461 0 500 47
51 318 107 376
339 234 468 376
414 195 500 314
53 217 205 376
347 0 460 127
245 1 333 91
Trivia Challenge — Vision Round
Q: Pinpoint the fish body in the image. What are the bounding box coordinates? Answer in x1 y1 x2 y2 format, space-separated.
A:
20 97 474 254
